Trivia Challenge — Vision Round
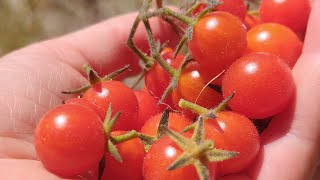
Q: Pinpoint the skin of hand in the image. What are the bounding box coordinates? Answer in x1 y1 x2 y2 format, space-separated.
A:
0 1 319 179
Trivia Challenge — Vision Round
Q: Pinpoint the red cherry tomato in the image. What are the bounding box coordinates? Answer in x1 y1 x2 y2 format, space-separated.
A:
134 90 162 129
145 52 184 108
34 104 105 177
243 14 262 30
259 0 311 33
205 111 260 176
222 52 295 119
193 0 246 20
188 11 247 85
82 80 139 131
101 131 145 180
140 112 192 136
172 62 223 119
246 23 303 68
143 136 216 180
161 47 174 54
65 98 105 120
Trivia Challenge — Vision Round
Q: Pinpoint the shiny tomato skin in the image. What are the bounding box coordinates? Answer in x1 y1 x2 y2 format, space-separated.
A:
247 23 303 68
193 0 246 20
140 112 192 136
143 136 216 180
82 80 139 131
188 11 247 85
101 131 145 180
259 0 311 33
204 111 260 176
34 104 105 177
172 62 223 119
65 98 105 120
134 90 162 130
222 52 295 119
145 52 184 108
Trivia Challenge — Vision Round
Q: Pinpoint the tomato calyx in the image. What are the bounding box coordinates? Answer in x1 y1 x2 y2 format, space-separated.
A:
179 92 234 132
102 104 123 162
163 117 238 180
108 109 173 153
62 64 130 94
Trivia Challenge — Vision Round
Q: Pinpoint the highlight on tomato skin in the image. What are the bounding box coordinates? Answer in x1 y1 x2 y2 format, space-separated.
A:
34 104 106 177
188 11 247 85
246 23 303 68
204 111 260 177
82 80 140 131
222 52 295 119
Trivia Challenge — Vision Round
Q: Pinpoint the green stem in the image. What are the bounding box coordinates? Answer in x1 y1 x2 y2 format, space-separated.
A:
160 7 194 26
111 130 156 146
211 92 235 114
111 130 140 144
126 16 153 65
130 69 147 89
185 2 201 16
179 99 209 116
142 18 177 77
102 64 130 81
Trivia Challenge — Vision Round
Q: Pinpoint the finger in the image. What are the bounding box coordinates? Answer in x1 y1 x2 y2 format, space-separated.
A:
0 159 83 180
303 0 320 54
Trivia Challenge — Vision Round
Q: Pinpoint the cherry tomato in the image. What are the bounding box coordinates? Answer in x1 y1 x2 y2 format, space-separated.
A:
145 52 184 108
143 136 216 180
193 0 246 20
134 90 162 129
65 98 105 120
204 111 260 176
243 14 262 30
222 52 295 119
140 112 192 136
34 104 105 177
101 131 145 180
161 47 174 54
188 11 247 85
259 0 311 33
246 23 303 68
172 62 223 119
82 80 139 131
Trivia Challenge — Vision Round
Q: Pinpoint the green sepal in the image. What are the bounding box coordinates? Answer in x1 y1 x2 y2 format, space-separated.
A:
206 149 239 162
156 108 170 139
108 140 122 163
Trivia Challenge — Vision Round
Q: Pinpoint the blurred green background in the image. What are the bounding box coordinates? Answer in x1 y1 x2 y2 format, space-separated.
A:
0 0 157 56
0 0 258 56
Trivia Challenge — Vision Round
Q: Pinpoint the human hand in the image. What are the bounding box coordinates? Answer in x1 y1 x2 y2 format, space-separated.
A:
0 11 177 180
0 1 319 179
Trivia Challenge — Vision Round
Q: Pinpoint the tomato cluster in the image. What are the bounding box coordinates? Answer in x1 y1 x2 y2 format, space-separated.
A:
34 0 309 179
